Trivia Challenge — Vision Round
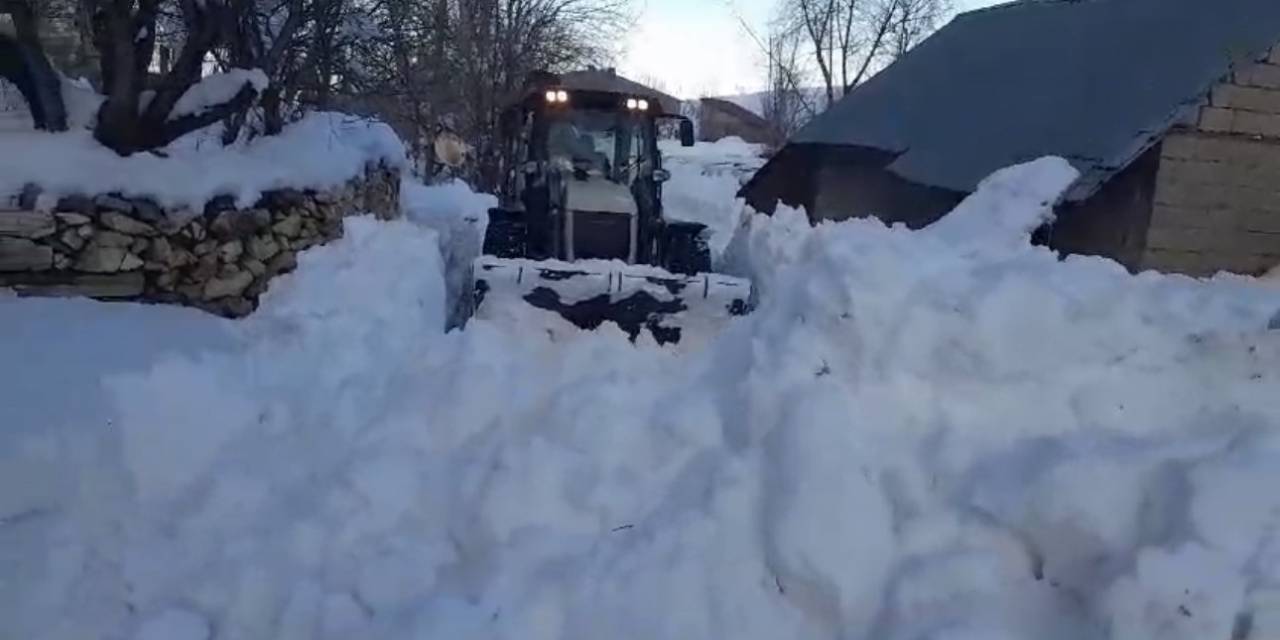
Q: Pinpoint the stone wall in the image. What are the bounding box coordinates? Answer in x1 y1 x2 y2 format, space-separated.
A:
1143 47 1280 276
0 164 400 316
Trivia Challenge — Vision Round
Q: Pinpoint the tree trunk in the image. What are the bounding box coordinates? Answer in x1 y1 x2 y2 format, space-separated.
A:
0 1 68 131
91 3 146 152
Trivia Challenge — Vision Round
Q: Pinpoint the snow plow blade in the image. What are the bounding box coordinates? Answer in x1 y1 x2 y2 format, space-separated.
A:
472 256 751 344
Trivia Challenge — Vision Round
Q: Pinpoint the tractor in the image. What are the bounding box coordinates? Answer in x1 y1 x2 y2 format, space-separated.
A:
471 70 751 343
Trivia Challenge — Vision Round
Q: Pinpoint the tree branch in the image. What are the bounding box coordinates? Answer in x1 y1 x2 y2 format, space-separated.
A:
149 80 258 147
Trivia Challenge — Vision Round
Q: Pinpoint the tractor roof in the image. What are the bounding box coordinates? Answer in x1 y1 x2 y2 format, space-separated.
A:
518 69 683 116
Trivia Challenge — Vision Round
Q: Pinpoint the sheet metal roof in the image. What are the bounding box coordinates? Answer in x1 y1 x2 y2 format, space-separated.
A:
789 0 1280 200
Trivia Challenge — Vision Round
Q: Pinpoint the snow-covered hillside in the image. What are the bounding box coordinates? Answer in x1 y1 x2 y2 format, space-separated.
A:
3 140 1280 640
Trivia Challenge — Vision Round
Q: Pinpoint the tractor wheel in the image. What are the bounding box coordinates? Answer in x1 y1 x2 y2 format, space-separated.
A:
661 221 711 275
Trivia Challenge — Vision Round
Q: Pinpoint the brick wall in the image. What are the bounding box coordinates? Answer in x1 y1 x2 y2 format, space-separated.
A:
1144 47 1280 276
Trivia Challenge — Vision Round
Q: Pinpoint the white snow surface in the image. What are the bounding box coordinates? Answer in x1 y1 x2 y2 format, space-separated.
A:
0 107 405 211
168 68 270 121
4 153 1280 640
401 178 495 327
660 137 767 263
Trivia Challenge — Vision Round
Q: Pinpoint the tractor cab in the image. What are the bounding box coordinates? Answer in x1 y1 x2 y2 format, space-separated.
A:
489 73 698 269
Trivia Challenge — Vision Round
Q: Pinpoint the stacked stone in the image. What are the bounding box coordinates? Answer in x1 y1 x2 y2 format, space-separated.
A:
0 164 401 317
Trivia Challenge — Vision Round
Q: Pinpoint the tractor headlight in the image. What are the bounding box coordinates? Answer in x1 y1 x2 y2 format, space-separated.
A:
626 98 638 110
638 99 649 111
556 90 569 102
545 90 557 103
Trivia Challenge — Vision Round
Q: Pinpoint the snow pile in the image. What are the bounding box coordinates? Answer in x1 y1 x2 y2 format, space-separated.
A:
0 110 405 211
1 216 444 639
660 136 767 182
401 178 496 326
4 154 1280 639
660 137 766 262
168 68 270 121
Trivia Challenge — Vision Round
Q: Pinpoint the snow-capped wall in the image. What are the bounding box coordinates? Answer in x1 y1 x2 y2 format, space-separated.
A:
0 164 400 317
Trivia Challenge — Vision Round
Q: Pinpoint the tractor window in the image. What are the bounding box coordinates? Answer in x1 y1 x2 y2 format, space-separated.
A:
546 109 647 184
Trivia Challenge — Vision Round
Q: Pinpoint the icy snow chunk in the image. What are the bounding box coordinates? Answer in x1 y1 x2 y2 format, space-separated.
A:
169 69 269 121
135 608 210 640
277 581 324 640
355 544 450 613
254 216 445 335
342 453 420 538
1106 544 1246 640
108 356 259 503
926 156 1079 249
763 389 895 635
401 178 496 325
1189 439 1280 567
320 591 370 637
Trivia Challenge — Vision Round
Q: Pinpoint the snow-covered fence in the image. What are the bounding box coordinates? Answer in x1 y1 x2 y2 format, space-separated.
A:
0 164 400 317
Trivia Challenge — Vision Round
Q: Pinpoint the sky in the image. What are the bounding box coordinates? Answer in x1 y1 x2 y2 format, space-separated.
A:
619 0 1004 99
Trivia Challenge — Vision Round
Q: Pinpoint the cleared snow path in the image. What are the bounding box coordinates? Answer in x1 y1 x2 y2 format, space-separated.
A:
2 153 1280 640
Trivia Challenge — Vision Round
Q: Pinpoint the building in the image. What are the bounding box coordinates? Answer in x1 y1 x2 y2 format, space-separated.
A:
742 0 1280 277
697 97 780 147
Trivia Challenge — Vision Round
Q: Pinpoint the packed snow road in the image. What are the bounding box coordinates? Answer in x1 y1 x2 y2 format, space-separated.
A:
3 148 1280 640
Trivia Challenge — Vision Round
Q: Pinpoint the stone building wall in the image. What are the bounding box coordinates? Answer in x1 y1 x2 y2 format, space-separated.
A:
1143 46 1280 276
0 164 400 316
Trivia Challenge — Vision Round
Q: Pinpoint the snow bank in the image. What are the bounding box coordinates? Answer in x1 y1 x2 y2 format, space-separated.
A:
0 110 406 211
4 152 1280 640
401 178 495 326
1 215 444 638
659 137 766 263
660 135 767 167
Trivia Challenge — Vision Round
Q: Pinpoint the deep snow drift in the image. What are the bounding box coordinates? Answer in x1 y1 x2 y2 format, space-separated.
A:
3 149 1280 640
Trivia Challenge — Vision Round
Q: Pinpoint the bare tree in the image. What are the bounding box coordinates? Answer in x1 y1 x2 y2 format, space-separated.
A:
719 0 816 141
776 0 949 105
351 0 631 187
761 26 812 141
7 0 631 171
80 0 286 154
887 0 949 59
795 0 834 105
1 0 68 129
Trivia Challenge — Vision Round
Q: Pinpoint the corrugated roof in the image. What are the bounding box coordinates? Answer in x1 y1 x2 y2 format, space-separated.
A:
788 0 1280 200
